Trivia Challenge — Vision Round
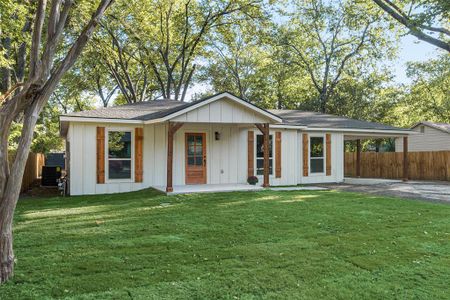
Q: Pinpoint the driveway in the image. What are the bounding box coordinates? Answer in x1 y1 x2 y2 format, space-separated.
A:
320 179 450 203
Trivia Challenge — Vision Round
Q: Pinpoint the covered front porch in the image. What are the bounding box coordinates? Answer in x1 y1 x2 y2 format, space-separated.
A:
165 121 274 192
157 93 284 192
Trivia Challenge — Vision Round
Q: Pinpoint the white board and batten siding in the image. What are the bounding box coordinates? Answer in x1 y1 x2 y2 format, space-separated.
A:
171 98 270 124
299 132 344 184
68 122 165 195
68 119 345 195
395 125 450 152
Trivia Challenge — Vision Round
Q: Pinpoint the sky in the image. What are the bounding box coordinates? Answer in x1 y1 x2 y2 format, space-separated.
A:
393 35 442 84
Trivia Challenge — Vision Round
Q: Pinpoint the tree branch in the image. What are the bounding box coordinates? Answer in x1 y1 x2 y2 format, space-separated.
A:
372 0 450 52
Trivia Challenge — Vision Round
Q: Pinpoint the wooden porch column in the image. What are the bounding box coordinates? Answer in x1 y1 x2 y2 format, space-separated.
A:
256 123 270 187
166 122 183 192
403 136 409 181
356 139 361 178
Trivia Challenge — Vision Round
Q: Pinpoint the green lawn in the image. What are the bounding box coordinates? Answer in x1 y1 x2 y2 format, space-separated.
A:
1 189 449 299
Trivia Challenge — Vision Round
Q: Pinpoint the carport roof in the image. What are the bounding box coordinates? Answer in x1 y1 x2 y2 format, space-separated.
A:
269 109 403 131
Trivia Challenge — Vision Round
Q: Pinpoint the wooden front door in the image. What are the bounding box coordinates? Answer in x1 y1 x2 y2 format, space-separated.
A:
185 133 207 184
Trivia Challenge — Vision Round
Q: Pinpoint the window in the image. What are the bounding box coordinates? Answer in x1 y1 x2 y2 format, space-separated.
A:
108 131 132 179
256 134 273 175
310 136 324 174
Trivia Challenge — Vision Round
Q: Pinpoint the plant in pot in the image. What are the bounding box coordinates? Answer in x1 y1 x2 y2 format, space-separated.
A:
247 176 258 185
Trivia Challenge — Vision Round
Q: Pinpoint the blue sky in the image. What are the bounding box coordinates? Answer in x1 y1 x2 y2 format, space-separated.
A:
393 35 443 84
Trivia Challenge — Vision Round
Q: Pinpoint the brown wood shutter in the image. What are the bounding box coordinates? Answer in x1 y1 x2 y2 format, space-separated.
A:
96 127 105 184
247 131 254 178
275 132 281 178
135 127 143 182
302 133 308 177
326 133 331 176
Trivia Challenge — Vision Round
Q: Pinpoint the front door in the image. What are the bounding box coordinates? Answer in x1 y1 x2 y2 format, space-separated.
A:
185 133 206 184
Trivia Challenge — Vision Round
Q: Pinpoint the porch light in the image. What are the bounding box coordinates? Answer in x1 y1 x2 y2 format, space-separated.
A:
215 131 221 140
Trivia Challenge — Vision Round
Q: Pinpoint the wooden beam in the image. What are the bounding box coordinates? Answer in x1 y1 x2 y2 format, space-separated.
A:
302 133 308 177
403 136 408 181
326 133 331 176
356 139 361 178
275 132 281 178
166 122 183 192
96 127 105 184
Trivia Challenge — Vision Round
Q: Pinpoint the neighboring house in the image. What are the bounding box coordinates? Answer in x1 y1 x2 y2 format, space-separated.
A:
59 92 412 195
395 121 450 152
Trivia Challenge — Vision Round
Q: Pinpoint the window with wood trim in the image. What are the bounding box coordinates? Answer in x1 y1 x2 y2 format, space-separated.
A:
108 131 133 180
256 134 273 175
310 136 325 174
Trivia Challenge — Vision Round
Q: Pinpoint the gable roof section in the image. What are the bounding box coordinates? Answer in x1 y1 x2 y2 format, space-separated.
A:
270 109 403 131
60 92 282 123
411 121 450 134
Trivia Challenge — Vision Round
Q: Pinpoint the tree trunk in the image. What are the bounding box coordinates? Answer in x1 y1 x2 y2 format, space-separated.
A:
0 0 114 284
0 209 14 283
319 92 328 113
0 97 40 283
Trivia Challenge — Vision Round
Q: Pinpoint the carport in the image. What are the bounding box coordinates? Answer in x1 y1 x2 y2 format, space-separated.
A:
343 130 412 181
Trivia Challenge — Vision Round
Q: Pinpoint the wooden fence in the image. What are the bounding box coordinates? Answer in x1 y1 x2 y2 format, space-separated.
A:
8 152 45 192
344 151 450 181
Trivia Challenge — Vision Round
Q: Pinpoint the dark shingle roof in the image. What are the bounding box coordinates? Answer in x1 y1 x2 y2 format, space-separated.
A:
64 100 187 120
62 92 407 132
269 109 402 131
62 92 282 122
413 121 450 134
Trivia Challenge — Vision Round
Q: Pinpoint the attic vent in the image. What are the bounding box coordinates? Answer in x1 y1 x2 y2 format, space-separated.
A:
420 126 425 133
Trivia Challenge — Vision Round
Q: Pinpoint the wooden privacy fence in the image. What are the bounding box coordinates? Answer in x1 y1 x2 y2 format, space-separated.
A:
8 152 45 192
345 151 450 181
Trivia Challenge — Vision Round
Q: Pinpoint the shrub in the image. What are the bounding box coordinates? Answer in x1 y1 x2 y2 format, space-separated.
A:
247 176 258 185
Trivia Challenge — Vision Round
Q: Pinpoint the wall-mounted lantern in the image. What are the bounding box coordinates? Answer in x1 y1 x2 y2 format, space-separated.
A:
215 131 221 141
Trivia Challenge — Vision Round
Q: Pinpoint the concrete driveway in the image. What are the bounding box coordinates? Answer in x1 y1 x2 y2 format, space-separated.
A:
320 178 450 203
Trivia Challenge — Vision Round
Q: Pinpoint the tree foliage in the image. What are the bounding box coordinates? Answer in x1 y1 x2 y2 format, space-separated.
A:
388 54 450 126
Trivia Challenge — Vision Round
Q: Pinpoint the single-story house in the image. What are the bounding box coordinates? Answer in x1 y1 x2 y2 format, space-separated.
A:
59 92 413 195
395 121 450 152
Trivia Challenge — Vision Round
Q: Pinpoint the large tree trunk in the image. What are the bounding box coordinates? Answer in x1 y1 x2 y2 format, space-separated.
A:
0 213 13 283
0 0 114 284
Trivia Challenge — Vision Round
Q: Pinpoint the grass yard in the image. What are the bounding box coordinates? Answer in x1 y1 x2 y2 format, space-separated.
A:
1 189 449 299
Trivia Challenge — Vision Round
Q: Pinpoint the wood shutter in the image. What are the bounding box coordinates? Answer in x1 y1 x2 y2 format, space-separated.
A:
247 131 254 178
135 127 144 182
96 127 105 184
302 133 308 177
326 133 331 176
275 132 281 178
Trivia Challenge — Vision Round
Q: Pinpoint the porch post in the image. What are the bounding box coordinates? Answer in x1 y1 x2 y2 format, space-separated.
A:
403 136 408 181
166 122 183 192
356 139 361 178
255 123 270 187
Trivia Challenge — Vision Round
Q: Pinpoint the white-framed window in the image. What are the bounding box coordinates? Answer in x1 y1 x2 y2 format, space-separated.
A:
309 135 325 174
256 134 273 175
107 129 133 181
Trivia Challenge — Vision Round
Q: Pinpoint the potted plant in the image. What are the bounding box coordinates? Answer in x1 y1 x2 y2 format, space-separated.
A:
247 176 258 185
